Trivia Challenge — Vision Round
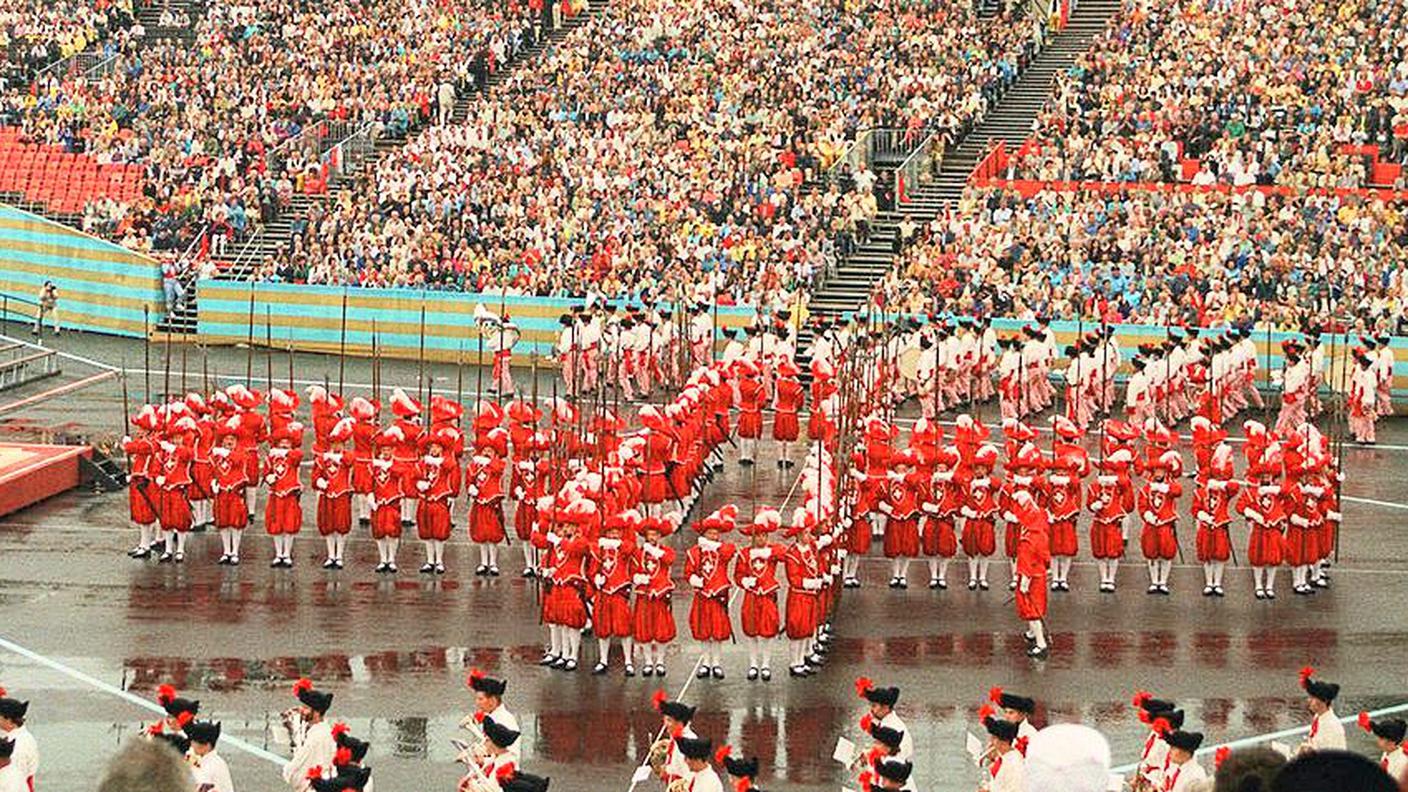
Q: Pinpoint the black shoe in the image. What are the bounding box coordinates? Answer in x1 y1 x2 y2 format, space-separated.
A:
420 563 435 574
696 665 709 679
710 666 723 679
1027 645 1049 659
760 668 771 681
435 564 446 575
747 667 759 680
592 662 608 675
322 559 336 569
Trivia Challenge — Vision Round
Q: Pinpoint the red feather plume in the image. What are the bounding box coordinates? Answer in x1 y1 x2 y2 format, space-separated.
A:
1014 736 1029 756
733 778 750 792
988 686 1004 704
854 676 874 698
1138 708 1152 725
1151 717 1172 736
331 722 350 740
469 667 486 685
1131 690 1152 708
306 766 324 781
652 689 668 712
714 744 731 764
1298 666 1315 689
1359 711 1374 732
1214 746 1231 769
176 711 193 727
335 747 353 766
157 684 177 706
0 687 6 698
671 723 684 739
474 711 486 724
293 678 314 696
496 762 516 781
146 721 164 736
859 714 873 732
977 703 995 721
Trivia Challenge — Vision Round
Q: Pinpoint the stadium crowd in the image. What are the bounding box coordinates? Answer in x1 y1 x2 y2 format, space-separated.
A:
1009 0 1408 188
252 0 1041 302
0 0 137 87
2 0 545 253
872 185 1408 334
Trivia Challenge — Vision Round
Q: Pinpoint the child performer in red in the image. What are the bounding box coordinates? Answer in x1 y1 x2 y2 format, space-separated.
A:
960 444 1002 591
263 422 304 568
1193 443 1238 597
734 507 785 681
369 426 406 572
686 506 737 679
415 427 462 575
879 449 923 589
1012 490 1051 659
632 513 678 678
313 417 356 569
1137 449 1182 594
211 416 250 565
921 446 963 589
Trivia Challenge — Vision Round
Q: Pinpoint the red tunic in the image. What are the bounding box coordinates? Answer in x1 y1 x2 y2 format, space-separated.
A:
1136 480 1181 560
415 455 461 541
783 540 822 639
1001 475 1046 558
1193 480 1238 562
921 471 962 557
1240 486 1286 567
772 376 803 442
263 448 303 535
961 476 1001 557
733 543 784 637
535 533 589 628
1045 472 1082 557
155 442 194 532
640 428 673 505
369 460 405 539
510 459 545 540
211 447 250 529
1086 480 1127 560
632 543 676 643
590 539 635 638
1015 514 1051 621
466 456 506 543
124 437 158 525
313 450 356 536
736 376 764 439
1284 483 1325 566
351 419 377 493
685 540 735 640
881 472 922 558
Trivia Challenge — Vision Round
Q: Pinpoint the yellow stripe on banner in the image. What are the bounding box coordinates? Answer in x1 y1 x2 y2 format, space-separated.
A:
0 232 162 271
0 255 160 294
0 275 158 312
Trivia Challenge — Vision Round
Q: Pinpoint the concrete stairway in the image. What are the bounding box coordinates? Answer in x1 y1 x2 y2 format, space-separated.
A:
803 0 1121 326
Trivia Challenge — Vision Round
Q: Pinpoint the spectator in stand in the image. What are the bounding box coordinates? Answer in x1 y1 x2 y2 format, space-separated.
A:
1011 0 1408 189
872 185 1408 332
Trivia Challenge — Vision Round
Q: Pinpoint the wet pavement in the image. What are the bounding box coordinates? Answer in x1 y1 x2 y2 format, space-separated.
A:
1 330 1407 791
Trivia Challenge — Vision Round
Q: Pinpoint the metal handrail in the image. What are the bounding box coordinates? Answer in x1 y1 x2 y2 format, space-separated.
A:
894 131 941 204
0 293 42 325
219 225 266 281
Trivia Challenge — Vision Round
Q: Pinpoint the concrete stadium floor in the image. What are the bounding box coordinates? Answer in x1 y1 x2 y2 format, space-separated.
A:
1 326 1406 791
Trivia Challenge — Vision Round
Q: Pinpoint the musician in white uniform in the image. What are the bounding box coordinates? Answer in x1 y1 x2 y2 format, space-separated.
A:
188 720 235 792
857 681 914 761
864 725 916 791
980 712 1023 792
992 689 1039 742
282 680 337 792
465 670 518 733
1361 714 1408 783
0 739 25 792
655 697 698 783
1298 668 1346 752
1160 731 1206 792
675 736 722 792
0 691 36 791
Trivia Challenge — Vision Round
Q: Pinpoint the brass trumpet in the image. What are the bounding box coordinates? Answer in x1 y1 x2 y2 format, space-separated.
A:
647 736 672 778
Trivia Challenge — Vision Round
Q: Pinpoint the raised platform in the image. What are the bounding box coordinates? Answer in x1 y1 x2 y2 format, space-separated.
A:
0 442 91 516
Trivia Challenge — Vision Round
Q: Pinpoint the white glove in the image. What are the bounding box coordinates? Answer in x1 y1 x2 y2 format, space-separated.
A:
467 485 478 497
1326 510 1342 521
1152 482 1170 494
838 549 848 560
741 576 757 588
1195 511 1212 523
689 574 704 588
315 478 328 490
210 482 221 494
1019 575 1030 594
802 578 821 591
961 507 977 519
121 435 132 446
1050 475 1069 486
155 475 166 486
1290 515 1309 528
545 531 561 545
1141 511 1156 523
645 544 665 559
632 573 650 585
416 480 430 492
512 487 524 500
367 497 378 511
922 503 939 514
817 533 834 548
1003 511 1016 523
594 574 606 587
264 474 276 485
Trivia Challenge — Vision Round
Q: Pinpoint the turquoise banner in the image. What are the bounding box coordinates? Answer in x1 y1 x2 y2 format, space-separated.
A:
0 204 163 336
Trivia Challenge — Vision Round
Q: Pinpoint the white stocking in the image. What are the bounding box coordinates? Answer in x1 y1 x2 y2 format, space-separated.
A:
1028 619 1046 649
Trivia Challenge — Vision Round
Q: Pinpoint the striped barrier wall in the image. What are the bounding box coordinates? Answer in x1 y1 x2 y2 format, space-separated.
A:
193 280 759 363
0 204 163 336
839 314 1408 397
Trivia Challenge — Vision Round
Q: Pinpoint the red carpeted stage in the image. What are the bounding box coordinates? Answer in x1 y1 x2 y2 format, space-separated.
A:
0 442 90 516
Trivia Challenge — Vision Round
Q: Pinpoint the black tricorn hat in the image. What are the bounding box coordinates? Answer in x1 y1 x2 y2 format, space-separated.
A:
674 735 712 761
0 695 28 722
984 716 1019 742
185 720 222 746
1164 730 1203 753
293 679 334 715
868 723 904 750
336 730 371 762
312 766 371 792
722 754 759 778
863 686 900 708
483 717 521 748
153 732 191 756
875 759 913 784
997 692 1036 714
1300 667 1339 703
467 669 507 697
